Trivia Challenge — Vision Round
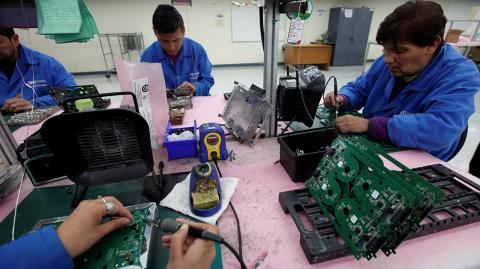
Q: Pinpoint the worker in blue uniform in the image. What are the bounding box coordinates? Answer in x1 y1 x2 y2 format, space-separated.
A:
0 196 218 269
0 28 76 112
324 0 480 161
141 4 214 96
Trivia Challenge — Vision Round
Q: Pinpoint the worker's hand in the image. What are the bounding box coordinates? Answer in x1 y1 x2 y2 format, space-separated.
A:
179 81 196 97
162 218 218 269
3 98 32 112
324 92 345 109
56 196 133 258
336 115 369 133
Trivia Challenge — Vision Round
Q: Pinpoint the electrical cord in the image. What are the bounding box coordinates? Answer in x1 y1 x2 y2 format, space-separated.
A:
315 76 337 118
228 201 243 259
211 153 244 261
222 239 247 269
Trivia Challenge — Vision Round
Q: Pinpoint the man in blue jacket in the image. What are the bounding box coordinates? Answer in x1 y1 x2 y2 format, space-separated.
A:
325 0 480 161
141 4 214 96
0 28 76 112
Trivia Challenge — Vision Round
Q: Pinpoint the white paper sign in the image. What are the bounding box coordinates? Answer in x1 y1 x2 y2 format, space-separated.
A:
287 18 304 44
344 9 353 18
132 77 159 149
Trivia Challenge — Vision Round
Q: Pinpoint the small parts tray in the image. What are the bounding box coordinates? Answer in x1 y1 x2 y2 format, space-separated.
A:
279 164 480 264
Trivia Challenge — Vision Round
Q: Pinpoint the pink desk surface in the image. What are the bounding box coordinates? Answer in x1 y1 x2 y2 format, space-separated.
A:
3 96 480 269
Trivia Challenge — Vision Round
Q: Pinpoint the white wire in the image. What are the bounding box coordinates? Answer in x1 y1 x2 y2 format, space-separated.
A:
12 0 36 241
11 172 26 241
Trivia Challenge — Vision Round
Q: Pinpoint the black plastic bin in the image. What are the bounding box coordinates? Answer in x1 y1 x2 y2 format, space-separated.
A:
278 127 337 182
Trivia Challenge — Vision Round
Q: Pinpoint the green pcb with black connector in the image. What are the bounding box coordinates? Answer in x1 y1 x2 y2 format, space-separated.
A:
305 135 444 260
33 203 156 269
315 107 401 153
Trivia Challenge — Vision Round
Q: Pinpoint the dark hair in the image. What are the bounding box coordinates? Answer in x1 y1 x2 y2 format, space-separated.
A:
0 28 15 38
376 0 446 47
152 4 184 34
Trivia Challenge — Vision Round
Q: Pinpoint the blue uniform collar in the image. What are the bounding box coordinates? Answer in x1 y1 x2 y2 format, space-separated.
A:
6 44 38 87
18 44 39 66
155 37 193 62
402 44 447 93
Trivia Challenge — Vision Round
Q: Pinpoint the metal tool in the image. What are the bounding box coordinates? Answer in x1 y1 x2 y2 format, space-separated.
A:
144 218 222 243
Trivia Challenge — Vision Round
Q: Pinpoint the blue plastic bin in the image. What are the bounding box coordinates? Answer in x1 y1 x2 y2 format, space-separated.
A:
163 120 198 160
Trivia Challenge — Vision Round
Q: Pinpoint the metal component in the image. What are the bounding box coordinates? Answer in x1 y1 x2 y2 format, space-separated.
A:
222 82 272 146
6 107 57 126
173 87 192 97
263 0 280 137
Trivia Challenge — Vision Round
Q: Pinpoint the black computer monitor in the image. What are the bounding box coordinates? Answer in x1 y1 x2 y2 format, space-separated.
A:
277 66 326 128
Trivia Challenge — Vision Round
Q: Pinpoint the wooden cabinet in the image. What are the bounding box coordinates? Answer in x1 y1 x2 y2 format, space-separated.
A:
284 44 332 70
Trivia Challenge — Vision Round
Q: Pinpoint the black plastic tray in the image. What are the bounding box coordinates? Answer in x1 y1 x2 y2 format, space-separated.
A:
279 164 480 263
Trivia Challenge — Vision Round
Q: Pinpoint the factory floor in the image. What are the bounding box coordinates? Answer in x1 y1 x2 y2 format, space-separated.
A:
74 64 480 172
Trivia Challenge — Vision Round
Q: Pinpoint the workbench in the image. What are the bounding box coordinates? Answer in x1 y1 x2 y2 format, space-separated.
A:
2 95 480 269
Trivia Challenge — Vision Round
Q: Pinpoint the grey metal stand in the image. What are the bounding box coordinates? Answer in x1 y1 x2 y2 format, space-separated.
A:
263 0 280 137
98 33 145 78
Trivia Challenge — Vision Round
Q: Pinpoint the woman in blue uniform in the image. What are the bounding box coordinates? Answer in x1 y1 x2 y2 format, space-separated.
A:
141 4 214 96
324 0 480 161
0 28 76 112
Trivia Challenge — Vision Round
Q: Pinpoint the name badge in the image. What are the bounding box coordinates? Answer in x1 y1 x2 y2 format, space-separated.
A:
26 80 48 88
189 72 199 81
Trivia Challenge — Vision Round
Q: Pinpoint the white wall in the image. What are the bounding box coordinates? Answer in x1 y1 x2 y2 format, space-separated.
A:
15 0 479 73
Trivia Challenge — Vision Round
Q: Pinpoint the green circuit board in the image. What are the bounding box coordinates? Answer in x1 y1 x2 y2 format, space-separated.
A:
316 107 401 153
305 136 444 260
34 203 156 269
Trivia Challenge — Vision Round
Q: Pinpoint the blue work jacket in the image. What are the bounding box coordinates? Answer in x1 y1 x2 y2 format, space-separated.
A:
340 44 480 160
0 44 76 107
0 227 73 269
141 37 214 96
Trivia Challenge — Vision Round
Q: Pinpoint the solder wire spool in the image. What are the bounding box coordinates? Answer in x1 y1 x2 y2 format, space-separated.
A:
75 98 94 111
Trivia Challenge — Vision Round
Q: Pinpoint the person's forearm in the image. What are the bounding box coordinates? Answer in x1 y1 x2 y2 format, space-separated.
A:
368 117 391 142
0 227 73 269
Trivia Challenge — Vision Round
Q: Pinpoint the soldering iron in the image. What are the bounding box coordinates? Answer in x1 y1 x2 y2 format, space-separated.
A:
144 218 222 242
333 76 339 118
145 218 247 269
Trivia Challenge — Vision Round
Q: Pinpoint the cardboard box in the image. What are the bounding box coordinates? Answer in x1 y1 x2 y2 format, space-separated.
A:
445 29 464 43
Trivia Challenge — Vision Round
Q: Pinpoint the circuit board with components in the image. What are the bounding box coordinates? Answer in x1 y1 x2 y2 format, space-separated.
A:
315 107 401 153
33 202 156 269
5 107 58 126
305 136 444 260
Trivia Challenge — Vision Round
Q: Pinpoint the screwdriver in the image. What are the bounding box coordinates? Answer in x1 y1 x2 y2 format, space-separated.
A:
144 218 223 243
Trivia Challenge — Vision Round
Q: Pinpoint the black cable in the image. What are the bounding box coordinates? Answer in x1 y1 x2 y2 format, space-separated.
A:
323 75 337 105
317 75 338 121
222 240 248 269
259 6 264 51
211 155 222 178
211 154 243 261
229 201 243 259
